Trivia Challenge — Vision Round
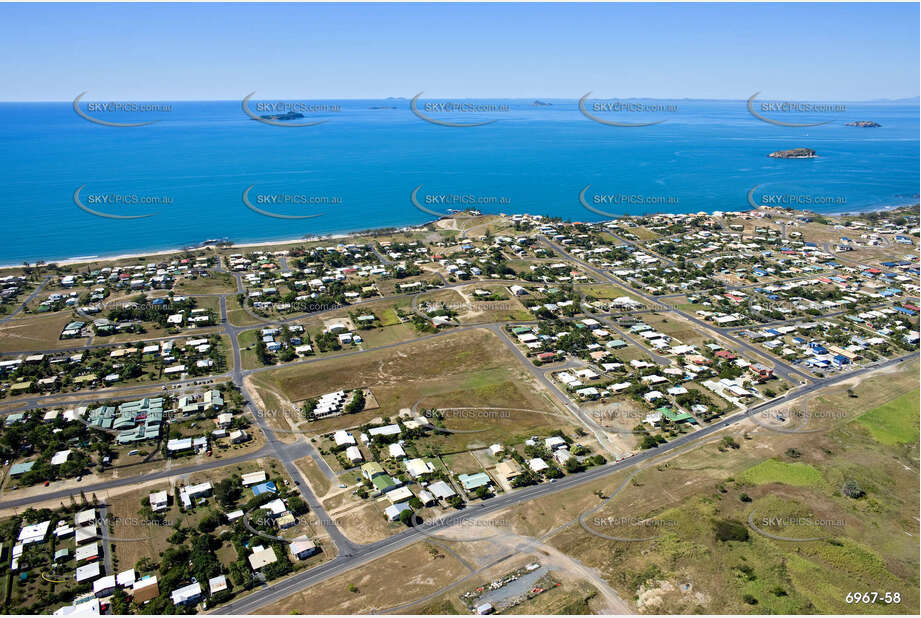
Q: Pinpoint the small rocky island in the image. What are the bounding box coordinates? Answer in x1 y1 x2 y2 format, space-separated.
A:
532 100 552 106
845 121 881 127
259 111 305 121
768 147 818 159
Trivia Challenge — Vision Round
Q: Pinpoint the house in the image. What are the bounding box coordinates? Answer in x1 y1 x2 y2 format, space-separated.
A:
149 490 169 512
75 542 99 562
9 461 36 477
251 481 278 496
345 445 364 463
333 430 356 447
178 482 212 508
170 582 203 606
289 536 318 559
116 569 136 588
749 363 774 381
18 520 51 545
388 443 406 458
75 561 101 583
92 575 116 598
260 498 288 517
371 474 398 493
544 436 567 450
277 513 297 529
576 387 600 400
405 458 435 478
167 438 193 453
528 458 549 473
241 471 268 486
384 502 413 521
230 429 249 443
458 472 491 492
208 575 228 596
226 510 244 522
361 462 386 480
427 480 457 500
495 459 522 481
132 576 160 603
387 486 415 504
248 545 279 570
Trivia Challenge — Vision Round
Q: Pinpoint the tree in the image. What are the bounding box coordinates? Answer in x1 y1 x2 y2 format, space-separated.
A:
214 478 242 507
110 588 130 614
398 508 415 526
842 479 865 499
287 496 308 516
197 511 221 533
345 389 366 414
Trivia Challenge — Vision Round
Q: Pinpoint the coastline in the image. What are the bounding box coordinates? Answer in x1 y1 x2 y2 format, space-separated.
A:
5 200 916 270
2 221 436 270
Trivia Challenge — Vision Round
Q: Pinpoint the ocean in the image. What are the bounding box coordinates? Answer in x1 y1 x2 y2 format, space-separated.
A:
1 98 917 264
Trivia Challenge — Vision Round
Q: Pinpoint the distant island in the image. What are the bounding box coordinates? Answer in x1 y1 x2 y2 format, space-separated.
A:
370 106 398 110
532 100 552 106
259 111 305 121
769 147 818 159
845 121 882 128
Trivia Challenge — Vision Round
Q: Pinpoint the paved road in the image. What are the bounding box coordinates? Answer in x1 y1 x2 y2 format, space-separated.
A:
0 443 293 511
218 286 357 555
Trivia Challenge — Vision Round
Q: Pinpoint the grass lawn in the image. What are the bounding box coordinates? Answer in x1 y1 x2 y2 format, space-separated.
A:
378 307 403 327
855 389 920 446
578 283 645 304
237 329 261 369
225 295 262 327
172 272 237 294
295 455 332 497
739 459 824 487
0 313 89 353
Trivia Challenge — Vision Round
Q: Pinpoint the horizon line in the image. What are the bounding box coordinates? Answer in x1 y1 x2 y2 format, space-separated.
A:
2 95 919 104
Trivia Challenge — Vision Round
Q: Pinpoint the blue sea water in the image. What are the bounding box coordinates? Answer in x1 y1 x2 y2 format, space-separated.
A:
0 98 917 264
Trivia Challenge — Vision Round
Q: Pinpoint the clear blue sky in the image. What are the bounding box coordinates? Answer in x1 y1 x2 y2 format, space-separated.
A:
1 2 917 101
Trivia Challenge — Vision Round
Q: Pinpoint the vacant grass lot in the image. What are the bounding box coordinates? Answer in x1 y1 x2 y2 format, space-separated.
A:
739 459 825 487
251 328 561 424
856 389 920 446
0 312 89 353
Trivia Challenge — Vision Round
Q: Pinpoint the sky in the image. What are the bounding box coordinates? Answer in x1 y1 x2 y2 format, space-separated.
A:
0 2 918 101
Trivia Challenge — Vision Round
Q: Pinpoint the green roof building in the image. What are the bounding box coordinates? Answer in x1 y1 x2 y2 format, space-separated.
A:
371 475 397 492
10 461 36 476
458 472 491 491
661 408 695 423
